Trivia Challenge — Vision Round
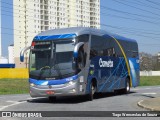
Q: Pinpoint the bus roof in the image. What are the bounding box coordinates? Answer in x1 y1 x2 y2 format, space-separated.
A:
33 27 137 43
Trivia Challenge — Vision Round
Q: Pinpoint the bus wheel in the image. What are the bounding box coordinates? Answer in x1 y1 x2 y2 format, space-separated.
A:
124 78 130 94
87 82 96 101
48 96 56 102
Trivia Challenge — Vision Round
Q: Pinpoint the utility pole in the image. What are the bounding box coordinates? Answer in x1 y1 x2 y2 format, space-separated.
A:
24 0 27 68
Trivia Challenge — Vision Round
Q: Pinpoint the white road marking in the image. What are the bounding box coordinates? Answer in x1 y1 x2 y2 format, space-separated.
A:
7 101 17 103
132 86 160 91
138 100 144 105
141 93 157 95
0 101 26 111
145 88 151 89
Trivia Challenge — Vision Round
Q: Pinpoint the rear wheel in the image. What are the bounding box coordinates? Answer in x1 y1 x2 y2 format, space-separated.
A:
124 78 130 94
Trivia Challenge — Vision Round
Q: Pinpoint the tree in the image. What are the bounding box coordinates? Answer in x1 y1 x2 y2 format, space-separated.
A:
139 52 152 71
139 52 160 71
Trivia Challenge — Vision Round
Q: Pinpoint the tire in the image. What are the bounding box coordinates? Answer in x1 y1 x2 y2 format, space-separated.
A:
124 78 130 94
87 82 96 101
48 96 56 102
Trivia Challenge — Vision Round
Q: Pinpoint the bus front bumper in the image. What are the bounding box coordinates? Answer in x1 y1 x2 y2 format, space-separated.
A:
29 80 85 97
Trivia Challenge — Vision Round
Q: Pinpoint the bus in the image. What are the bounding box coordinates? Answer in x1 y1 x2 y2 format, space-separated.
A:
20 27 139 101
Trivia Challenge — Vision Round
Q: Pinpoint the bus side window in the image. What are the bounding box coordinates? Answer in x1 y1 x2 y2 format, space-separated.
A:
132 51 138 58
90 49 98 59
103 47 116 57
112 48 117 57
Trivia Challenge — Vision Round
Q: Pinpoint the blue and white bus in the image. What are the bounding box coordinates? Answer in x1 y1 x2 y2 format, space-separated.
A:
20 27 139 101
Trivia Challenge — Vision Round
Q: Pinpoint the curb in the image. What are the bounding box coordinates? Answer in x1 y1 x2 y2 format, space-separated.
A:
137 99 160 111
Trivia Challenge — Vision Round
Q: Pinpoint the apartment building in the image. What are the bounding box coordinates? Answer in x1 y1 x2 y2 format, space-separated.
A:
13 0 100 68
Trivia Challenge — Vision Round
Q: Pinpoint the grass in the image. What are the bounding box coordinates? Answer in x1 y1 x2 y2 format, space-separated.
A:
0 79 29 95
0 76 160 95
140 76 160 86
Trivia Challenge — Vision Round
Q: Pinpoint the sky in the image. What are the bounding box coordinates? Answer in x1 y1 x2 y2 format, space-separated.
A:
1 0 160 57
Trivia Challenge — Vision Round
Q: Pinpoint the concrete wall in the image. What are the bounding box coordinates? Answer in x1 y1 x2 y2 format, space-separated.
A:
140 71 160 76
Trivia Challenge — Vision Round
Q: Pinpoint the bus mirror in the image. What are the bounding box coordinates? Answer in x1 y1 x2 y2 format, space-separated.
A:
20 46 31 62
73 42 84 58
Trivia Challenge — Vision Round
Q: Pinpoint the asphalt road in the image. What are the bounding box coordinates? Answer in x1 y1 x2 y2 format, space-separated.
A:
0 86 160 120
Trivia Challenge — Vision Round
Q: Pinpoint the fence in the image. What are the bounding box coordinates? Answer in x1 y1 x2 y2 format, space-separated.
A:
140 71 160 76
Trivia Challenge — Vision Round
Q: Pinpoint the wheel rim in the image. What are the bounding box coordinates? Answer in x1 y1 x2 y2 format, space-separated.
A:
126 81 130 92
91 85 94 95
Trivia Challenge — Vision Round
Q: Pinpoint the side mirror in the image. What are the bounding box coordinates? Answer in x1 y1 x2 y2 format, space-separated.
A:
20 46 31 62
73 42 84 58
72 42 84 70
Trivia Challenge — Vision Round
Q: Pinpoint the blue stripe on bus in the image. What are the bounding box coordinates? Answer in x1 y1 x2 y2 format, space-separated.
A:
33 33 76 41
29 75 78 85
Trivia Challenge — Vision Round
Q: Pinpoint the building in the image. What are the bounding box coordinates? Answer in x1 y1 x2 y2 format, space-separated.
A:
13 0 100 68
0 44 15 68
8 44 14 64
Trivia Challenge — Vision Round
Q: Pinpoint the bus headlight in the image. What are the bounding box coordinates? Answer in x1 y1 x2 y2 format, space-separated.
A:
30 83 35 87
65 80 76 86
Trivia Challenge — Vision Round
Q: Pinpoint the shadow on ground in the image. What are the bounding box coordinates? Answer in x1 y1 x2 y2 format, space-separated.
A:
26 91 136 104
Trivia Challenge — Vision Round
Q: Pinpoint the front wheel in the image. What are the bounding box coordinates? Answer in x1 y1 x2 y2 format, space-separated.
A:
87 82 96 101
124 78 130 94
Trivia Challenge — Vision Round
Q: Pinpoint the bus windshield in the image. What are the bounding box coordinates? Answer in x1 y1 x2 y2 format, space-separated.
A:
29 39 76 80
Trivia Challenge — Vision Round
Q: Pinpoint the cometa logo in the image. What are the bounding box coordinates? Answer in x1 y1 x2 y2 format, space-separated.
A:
99 58 113 68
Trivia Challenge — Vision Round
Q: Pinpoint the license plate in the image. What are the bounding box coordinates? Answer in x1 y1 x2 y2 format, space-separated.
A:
46 91 54 95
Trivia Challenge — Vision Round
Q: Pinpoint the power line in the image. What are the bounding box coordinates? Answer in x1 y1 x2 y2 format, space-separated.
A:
102 24 160 36
101 6 160 21
139 43 160 47
145 0 160 6
1 0 160 43
104 14 160 25
2 11 160 39
124 0 160 11
1 31 159 47
2 12 160 42
113 0 160 17
2 24 160 38
4 0 160 26
109 29 160 41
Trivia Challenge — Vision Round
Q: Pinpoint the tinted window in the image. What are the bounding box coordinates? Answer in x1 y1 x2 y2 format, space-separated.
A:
77 34 89 43
118 40 138 58
130 42 138 58
90 35 119 58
